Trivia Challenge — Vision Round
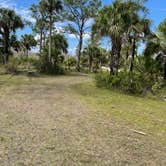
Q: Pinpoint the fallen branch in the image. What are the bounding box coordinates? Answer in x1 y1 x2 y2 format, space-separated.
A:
130 129 147 135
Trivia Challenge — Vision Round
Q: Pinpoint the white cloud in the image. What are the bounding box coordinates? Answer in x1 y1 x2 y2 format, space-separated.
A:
68 32 91 40
0 0 35 23
68 34 77 39
15 8 36 23
0 0 16 8
68 47 77 55
54 26 65 34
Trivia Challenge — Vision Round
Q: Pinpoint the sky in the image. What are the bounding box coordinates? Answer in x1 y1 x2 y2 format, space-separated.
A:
0 0 166 54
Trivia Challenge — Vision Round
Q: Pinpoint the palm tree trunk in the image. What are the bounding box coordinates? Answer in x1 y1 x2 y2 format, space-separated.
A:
110 45 115 75
49 14 52 63
115 43 121 73
130 37 136 72
76 33 83 72
110 59 114 75
3 32 10 64
110 37 121 75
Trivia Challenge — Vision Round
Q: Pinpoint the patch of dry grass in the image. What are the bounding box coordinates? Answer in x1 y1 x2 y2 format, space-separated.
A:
0 74 165 165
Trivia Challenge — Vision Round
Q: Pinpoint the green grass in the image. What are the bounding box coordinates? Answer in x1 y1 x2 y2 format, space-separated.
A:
73 82 166 144
0 74 32 86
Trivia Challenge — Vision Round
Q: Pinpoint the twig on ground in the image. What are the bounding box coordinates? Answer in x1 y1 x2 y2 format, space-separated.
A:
130 129 147 135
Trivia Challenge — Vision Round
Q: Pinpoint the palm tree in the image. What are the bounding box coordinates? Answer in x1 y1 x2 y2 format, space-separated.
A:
10 34 22 52
158 18 166 79
93 0 150 74
0 8 24 64
40 0 63 63
40 33 68 73
83 42 105 72
92 2 126 75
128 18 151 72
21 34 37 57
49 33 68 66
144 19 166 80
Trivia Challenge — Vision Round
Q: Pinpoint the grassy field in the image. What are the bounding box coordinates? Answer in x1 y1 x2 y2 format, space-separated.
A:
0 73 165 165
73 82 166 144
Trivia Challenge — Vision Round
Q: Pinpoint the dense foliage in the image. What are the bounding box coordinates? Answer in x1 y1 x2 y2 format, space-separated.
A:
38 33 68 74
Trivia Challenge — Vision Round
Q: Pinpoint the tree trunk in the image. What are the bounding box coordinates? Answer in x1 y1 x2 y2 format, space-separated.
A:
126 49 129 61
130 37 136 72
110 37 121 75
3 31 10 64
39 29 43 53
26 49 29 57
110 45 115 75
110 43 119 75
24 49 28 57
43 31 46 47
89 54 93 72
76 33 83 72
49 14 52 63
125 48 129 70
115 43 121 73
164 61 166 80
3 54 7 65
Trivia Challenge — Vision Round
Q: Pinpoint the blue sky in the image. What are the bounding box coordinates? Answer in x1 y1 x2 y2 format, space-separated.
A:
0 0 166 54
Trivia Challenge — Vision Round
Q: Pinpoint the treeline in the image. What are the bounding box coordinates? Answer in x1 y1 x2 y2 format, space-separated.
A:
0 0 166 94
0 0 101 74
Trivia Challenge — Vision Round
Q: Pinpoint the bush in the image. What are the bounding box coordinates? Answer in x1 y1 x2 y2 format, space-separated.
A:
64 57 77 71
151 80 166 96
7 56 39 72
95 71 155 95
37 59 65 75
37 50 65 75
4 57 18 74
36 33 67 75
16 56 38 66
44 64 64 75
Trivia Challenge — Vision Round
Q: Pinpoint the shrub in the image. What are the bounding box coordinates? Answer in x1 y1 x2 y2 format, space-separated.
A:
64 57 77 71
151 80 166 95
7 56 40 73
95 71 156 95
4 57 18 74
37 50 65 75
